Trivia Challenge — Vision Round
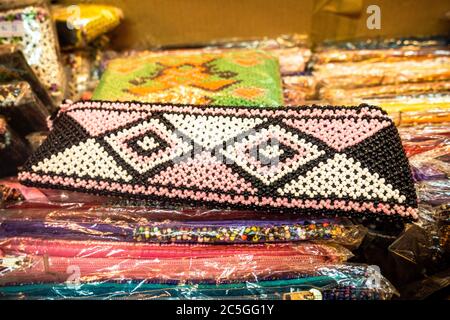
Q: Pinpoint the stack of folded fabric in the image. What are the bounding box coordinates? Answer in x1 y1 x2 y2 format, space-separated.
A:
1 204 382 299
313 38 450 126
0 36 428 300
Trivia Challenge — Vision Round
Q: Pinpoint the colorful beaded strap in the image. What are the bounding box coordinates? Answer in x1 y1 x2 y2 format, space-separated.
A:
0 218 359 245
19 101 418 220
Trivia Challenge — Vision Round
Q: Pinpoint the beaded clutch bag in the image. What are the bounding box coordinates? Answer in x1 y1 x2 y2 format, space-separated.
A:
19 101 418 220
92 50 283 106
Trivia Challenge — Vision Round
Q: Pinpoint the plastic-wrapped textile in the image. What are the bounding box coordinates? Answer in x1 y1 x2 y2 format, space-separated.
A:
0 238 350 260
282 75 317 105
52 4 123 49
409 147 449 183
0 178 58 208
363 95 450 126
0 116 31 177
395 204 449 263
399 123 449 182
92 50 284 106
437 205 449 255
18 101 418 221
350 215 449 300
320 81 450 102
392 109 450 127
314 57 450 90
0 0 67 102
416 180 449 206
0 240 352 285
0 207 366 247
384 203 450 299
319 92 450 127
316 36 449 51
268 47 311 75
0 45 55 111
0 81 49 136
314 46 450 64
0 264 396 300
399 123 450 158
0 177 139 208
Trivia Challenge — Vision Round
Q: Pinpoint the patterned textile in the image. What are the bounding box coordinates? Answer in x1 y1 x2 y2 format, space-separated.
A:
92 50 283 106
0 2 66 101
18 101 418 220
0 270 392 300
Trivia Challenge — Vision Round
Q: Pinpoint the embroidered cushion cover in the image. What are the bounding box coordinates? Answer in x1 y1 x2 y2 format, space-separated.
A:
92 50 284 107
18 101 418 220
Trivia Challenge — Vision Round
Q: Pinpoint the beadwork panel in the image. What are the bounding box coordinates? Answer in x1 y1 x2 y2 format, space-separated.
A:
92 50 284 106
0 2 66 102
19 101 418 220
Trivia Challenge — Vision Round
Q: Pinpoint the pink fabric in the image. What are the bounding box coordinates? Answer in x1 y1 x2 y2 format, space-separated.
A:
0 255 338 285
1 238 341 259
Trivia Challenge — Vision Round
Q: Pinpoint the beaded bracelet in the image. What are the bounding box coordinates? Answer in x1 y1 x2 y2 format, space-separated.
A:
19 101 418 221
133 219 350 244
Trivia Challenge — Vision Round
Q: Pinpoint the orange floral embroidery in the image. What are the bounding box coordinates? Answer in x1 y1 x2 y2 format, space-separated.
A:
233 87 266 99
126 56 239 96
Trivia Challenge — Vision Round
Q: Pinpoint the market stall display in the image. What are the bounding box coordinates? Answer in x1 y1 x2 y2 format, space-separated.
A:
0 1 448 300
0 0 67 102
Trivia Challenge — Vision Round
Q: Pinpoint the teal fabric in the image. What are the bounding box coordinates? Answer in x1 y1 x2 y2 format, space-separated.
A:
0 275 383 300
